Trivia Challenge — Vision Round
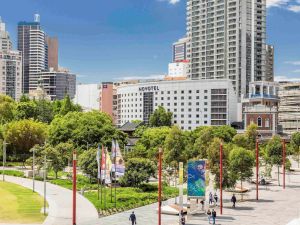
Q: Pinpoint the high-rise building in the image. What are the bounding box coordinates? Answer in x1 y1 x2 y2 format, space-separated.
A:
99 82 118 124
0 17 12 51
45 36 58 71
74 84 101 111
186 0 266 98
0 18 22 100
18 14 47 93
173 37 188 62
266 45 274 82
34 68 76 101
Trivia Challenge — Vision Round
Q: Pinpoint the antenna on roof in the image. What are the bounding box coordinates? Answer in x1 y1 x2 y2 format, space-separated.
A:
34 14 40 23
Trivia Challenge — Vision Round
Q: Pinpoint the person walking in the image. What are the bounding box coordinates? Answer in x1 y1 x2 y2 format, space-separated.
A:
200 199 205 211
212 209 217 225
207 209 212 224
231 194 237 208
209 192 213 205
180 210 186 225
214 193 218 205
129 211 137 225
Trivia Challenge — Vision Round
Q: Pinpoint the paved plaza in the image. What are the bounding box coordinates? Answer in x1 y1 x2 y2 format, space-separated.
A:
3 165 300 225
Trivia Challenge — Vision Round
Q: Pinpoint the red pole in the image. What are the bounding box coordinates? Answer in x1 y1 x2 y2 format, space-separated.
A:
158 148 162 225
283 139 286 189
72 151 77 225
220 143 223 215
256 139 259 200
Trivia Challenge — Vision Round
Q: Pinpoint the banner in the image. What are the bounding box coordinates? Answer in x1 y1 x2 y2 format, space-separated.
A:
187 160 206 197
179 162 183 185
105 148 112 184
111 140 125 179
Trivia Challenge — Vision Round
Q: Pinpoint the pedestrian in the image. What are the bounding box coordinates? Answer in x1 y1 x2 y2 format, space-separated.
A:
207 209 212 224
209 192 213 205
129 211 137 225
200 199 205 211
212 209 217 225
214 193 218 205
180 210 186 225
231 194 237 208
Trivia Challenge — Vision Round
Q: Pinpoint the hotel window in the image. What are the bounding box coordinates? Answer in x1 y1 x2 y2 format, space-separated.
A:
181 102 184 106
174 91 177 94
257 117 262 127
189 96 192 100
196 96 199 99
204 90 208 93
265 118 270 128
181 90 184 94
174 97 177 100
181 96 184 100
189 90 192 94
181 114 184 118
204 121 207 124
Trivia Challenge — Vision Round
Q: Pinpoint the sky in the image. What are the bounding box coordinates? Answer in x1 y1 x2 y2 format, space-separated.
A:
1 0 300 83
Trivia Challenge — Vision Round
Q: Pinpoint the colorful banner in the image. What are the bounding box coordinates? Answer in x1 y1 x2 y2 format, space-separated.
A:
179 162 183 185
105 148 112 184
111 140 125 179
187 160 206 197
96 144 101 179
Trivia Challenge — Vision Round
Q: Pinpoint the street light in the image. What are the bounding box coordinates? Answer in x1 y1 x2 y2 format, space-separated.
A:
2 141 8 182
43 156 52 215
32 148 35 192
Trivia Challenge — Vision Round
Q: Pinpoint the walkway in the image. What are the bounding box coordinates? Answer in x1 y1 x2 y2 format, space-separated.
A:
4 176 99 225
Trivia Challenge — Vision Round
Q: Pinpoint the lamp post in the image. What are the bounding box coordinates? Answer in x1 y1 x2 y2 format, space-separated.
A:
43 155 47 215
282 139 286 189
158 148 163 225
73 151 77 225
33 148 35 192
220 143 223 215
2 141 7 181
256 139 259 200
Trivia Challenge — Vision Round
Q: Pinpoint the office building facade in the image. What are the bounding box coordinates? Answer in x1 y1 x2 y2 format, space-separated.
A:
265 45 274 82
36 68 76 101
74 84 101 111
117 79 237 130
0 18 22 100
18 15 47 93
173 37 188 62
46 36 58 71
186 0 266 98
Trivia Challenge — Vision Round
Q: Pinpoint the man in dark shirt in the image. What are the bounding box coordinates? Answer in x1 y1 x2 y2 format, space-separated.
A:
129 211 137 225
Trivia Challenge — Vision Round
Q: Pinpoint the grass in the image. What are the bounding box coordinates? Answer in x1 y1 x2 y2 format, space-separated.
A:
0 181 46 223
84 184 181 212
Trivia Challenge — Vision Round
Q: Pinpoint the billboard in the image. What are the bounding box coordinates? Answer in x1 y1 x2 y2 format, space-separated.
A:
187 160 206 197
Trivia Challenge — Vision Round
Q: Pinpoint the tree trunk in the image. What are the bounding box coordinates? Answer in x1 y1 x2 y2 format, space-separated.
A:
277 166 280 186
55 171 58 179
240 178 243 201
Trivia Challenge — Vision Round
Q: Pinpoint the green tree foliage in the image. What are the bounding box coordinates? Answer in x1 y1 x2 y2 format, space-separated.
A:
78 148 98 181
266 135 283 185
207 138 236 189
245 124 258 150
149 106 172 127
0 94 15 124
229 147 255 189
290 132 300 168
119 158 156 187
212 125 237 142
14 101 38 120
192 127 214 159
164 126 187 168
48 111 126 149
59 95 82 116
132 127 170 160
42 145 65 179
4 119 48 161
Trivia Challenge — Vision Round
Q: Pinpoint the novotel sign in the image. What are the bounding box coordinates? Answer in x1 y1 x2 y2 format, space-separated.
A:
139 86 160 92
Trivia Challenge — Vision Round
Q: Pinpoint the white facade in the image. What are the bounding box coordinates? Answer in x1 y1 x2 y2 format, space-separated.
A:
117 79 237 130
186 0 266 98
74 84 101 111
168 62 188 77
0 18 12 51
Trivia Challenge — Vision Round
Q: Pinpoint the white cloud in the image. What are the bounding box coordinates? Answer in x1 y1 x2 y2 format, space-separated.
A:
158 0 180 5
285 61 300 65
275 75 300 82
115 74 166 81
292 69 300 73
287 4 300 12
267 0 290 8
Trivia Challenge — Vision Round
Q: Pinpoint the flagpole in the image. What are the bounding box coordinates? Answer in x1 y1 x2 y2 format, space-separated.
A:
114 140 117 208
104 147 107 210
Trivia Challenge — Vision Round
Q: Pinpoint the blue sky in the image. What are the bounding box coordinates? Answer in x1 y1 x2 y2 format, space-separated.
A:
1 0 300 83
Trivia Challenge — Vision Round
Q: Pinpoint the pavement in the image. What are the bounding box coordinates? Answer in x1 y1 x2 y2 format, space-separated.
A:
3 164 300 225
4 175 99 225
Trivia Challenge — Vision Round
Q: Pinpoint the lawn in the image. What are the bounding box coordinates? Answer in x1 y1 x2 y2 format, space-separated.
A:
0 181 46 224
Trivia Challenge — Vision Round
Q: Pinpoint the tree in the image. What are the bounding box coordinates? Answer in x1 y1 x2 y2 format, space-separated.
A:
14 101 38 120
229 147 255 190
59 95 82 116
35 99 54 123
266 135 283 185
4 119 48 161
0 94 15 124
232 134 249 149
207 138 236 189
132 127 170 160
213 125 237 143
149 106 172 127
42 145 65 179
245 124 258 150
78 148 98 182
164 126 187 168
55 142 75 166
119 158 156 187
290 132 300 168
192 127 214 159
48 111 125 149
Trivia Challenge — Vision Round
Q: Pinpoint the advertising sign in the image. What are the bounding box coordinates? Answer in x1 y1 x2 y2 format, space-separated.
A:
179 162 183 185
187 160 206 197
